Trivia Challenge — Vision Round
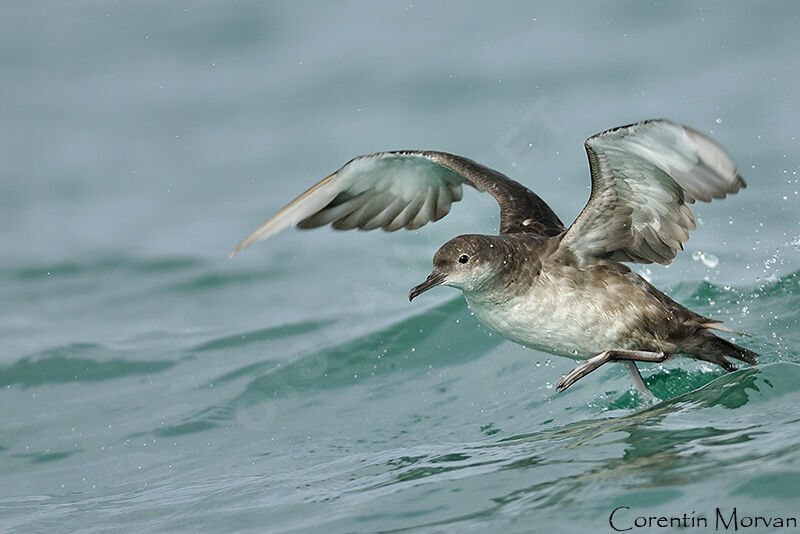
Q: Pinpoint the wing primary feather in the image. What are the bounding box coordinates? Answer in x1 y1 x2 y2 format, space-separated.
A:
230 172 338 256
333 194 391 230
386 199 422 231
408 188 437 230
297 192 366 229
361 196 406 230
354 194 395 229
435 185 453 220
449 183 463 201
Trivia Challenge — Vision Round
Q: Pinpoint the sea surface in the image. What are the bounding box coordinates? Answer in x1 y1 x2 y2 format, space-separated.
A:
2 2 800 532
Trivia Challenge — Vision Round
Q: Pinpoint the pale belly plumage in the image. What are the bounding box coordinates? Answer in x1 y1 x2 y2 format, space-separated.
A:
463 271 646 360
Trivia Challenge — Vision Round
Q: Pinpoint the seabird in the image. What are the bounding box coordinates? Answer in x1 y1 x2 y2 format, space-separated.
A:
232 119 759 396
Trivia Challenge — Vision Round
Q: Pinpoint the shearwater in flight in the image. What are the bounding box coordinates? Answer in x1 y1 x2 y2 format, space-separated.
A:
231 119 759 396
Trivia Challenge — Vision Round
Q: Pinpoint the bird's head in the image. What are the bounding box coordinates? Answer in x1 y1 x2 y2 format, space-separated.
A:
408 234 503 301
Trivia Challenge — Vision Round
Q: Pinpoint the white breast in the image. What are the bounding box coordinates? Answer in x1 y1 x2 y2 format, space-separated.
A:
463 274 636 359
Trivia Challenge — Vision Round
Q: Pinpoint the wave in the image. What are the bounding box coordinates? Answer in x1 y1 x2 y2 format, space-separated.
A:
10 256 203 280
1 343 176 387
231 363 800 532
145 264 800 438
189 318 337 353
150 297 503 436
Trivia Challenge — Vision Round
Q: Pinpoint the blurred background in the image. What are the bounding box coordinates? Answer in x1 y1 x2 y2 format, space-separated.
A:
2 2 799 532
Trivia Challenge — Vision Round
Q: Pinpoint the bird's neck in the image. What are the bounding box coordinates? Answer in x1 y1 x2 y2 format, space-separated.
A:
461 280 516 308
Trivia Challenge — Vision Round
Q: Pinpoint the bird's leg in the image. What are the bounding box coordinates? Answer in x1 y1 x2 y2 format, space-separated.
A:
619 360 647 392
555 351 613 392
556 349 667 392
618 360 655 403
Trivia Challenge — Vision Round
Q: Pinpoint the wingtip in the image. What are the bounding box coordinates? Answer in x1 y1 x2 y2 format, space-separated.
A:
229 240 249 258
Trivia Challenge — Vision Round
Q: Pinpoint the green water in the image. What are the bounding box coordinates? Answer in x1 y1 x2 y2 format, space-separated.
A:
2 2 800 532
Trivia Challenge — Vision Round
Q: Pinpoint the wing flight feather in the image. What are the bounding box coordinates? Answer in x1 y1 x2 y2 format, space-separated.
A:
232 150 564 256
557 119 745 265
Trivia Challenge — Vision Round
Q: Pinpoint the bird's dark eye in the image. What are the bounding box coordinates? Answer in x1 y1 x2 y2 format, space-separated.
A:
458 254 469 264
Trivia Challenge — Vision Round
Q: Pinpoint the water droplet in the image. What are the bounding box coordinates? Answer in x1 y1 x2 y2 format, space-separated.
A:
691 250 718 268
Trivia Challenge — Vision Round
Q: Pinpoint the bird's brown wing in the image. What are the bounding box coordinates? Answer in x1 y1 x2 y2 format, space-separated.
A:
557 119 746 265
231 150 564 256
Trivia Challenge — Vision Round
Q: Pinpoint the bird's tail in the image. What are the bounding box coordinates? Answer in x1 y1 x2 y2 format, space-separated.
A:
685 331 759 372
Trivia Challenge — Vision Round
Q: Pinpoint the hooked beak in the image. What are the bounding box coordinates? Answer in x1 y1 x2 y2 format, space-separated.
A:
408 271 446 301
